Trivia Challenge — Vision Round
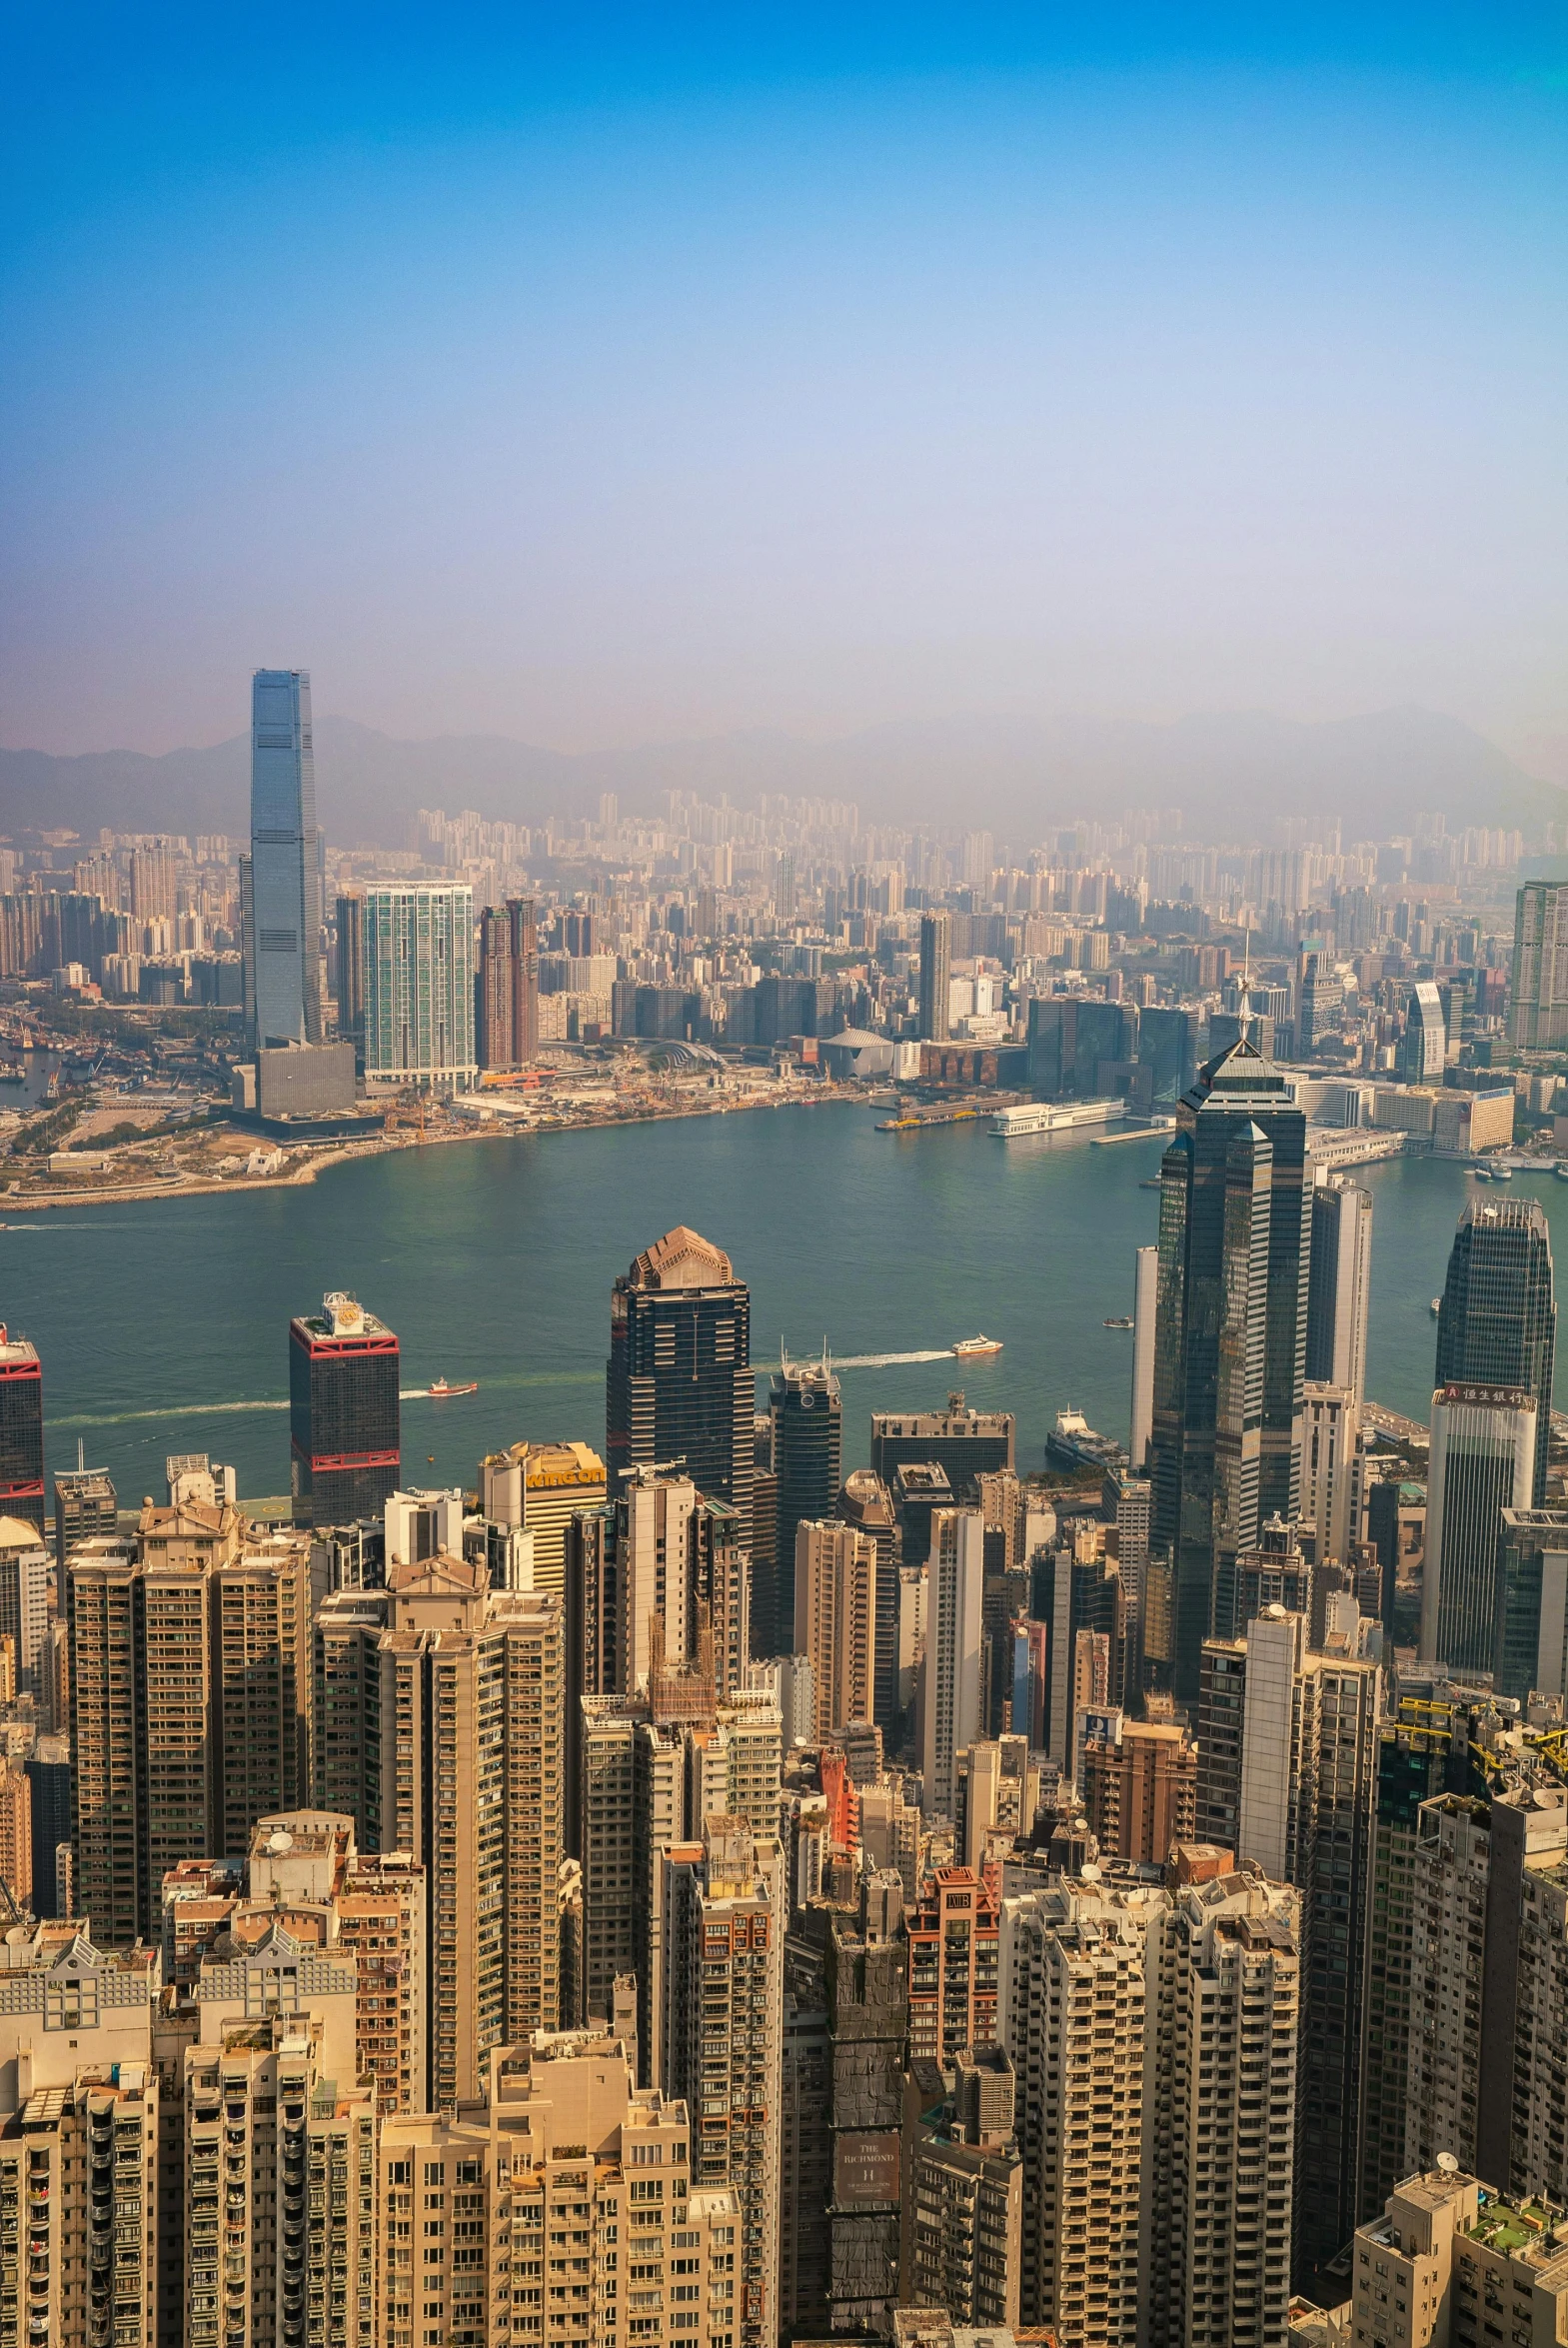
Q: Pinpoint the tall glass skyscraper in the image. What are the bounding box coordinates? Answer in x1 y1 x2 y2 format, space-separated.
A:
767 1353 842 1659
362 884 477 1091
917 911 950 1042
606 1226 754 1544
1434 1194 1556 1503
246 668 323 1047
1149 1033 1310 1700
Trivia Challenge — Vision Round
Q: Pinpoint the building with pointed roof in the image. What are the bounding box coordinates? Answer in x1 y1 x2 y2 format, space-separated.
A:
1148 1032 1310 1701
607 1225 754 1555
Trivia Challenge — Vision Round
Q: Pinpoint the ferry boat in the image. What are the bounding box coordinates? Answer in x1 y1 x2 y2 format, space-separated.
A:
1430 1298 1442 1317
427 1377 478 1398
1102 1315 1134 1329
951 1334 1003 1358
1556 1163 1568 1181
1491 1165 1514 1181
1045 1406 1123 1472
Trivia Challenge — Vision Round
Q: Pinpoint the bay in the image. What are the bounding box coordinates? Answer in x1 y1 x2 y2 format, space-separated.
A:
0 1103 1555 1506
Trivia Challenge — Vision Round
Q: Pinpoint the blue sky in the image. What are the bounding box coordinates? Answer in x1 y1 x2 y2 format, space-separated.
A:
3 5 1565 767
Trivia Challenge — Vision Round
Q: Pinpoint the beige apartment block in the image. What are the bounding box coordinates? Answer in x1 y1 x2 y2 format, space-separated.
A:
182 2015 376 2348
1347 2166 1568 2348
1000 1876 1163 2346
69 1501 314 1945
1139 1865 1301 2348
792 1519 878 1740
480 1440 608 1597
905 2046 1023 2328
579 1692 782 2051
0 2061 160 2348
159 1811 430 2116
0 1924 160 2112
313 1558 565 2108
378 2033 741 2348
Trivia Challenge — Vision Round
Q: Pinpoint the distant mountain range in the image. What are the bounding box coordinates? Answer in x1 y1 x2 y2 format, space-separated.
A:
3 704 1561 852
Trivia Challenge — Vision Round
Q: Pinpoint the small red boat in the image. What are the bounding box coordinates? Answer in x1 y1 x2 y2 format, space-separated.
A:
428 1377 478 1397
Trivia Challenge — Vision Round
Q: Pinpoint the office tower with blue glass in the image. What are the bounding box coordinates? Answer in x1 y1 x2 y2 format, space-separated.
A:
245 668 323 1048
1148 1032 1310 1700
1435 1195 1556 1505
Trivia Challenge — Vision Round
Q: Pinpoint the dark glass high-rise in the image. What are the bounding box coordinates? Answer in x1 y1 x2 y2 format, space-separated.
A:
289 1292 401 1526
1148 1032 1310 1700
1434 1194 1556 1504
768 1353 842 1659
606 1226 754 1538
0 1327 44 1533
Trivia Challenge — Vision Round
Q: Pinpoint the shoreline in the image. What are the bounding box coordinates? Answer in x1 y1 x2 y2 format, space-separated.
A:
0 1085 870 1212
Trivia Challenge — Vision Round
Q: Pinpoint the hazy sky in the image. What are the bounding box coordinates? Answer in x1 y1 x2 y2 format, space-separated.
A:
3 5 1565 768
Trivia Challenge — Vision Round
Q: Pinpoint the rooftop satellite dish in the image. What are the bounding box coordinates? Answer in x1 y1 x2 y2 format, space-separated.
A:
267 1831 294 1855
1437 2152 1459 2174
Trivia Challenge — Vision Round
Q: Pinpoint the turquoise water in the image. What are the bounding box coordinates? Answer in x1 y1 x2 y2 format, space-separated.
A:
0 1105 1556 1505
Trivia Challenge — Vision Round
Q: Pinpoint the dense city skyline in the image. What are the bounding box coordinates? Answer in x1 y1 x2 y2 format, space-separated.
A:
6 10 1568 2346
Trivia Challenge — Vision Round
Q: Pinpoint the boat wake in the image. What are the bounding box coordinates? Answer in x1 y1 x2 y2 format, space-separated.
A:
46 1397 290 1431
758 1347 956 1372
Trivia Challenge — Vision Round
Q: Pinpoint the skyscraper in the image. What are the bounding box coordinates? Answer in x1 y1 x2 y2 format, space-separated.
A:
1129 1243 1156 1467
0 1328 44 1534
768 1353 842 1656
918 910 951 1042
792 1518 877 1738
1197 1604 1380 2279
1134 1005 1196 1105
481 1436 608 1596
333 888 364 1061
246 667 323 1048
476 894 540 1070
918 1507 984 1820
362 882 477 1090
1420 1382 1537 1672
1138 1862 1301 2348
607 1226 754 1537
288 1290 401 1527
1509 879 1568 1049
313 1555 564 2108
659 1816 784 2348
1435 1195 1556 1504
70 1497 313 1944
1149 1034 1310 1699
1301 1381 1363 1564
1000 1876 1156 2342
1399 980 1447 1081
836 1467 901 1733
1494 1505 1568 1701
1306 1175 1373 1404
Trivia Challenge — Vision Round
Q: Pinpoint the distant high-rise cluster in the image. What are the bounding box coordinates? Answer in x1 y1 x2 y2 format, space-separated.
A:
13 701 1568 2348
